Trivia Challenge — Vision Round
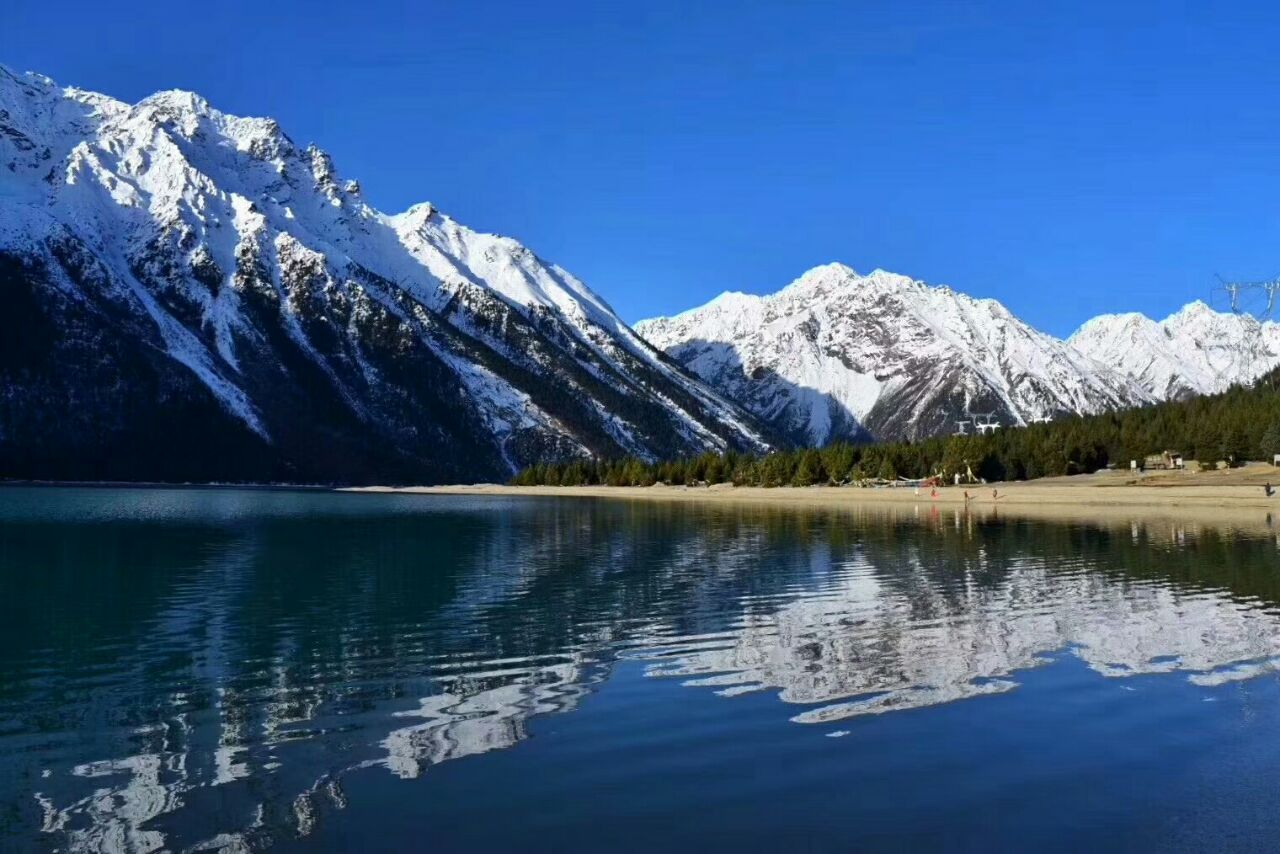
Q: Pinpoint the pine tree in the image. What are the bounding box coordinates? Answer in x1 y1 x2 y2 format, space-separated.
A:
512 366 1280 487
793 449 827 486
1261 419 1280 462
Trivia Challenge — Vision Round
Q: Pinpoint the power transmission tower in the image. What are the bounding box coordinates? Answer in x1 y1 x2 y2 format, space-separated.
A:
1214 275 1280 319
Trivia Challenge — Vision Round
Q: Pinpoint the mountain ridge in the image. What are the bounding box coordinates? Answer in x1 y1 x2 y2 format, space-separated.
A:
0 66 769 484
1068 299 1280 400
636 263 1157 445
5 65 1278 482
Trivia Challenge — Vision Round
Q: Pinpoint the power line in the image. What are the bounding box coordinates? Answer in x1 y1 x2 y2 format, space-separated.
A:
1213 275 1280 319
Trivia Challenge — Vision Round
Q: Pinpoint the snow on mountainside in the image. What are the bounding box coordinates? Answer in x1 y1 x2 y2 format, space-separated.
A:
1068 301 1280 400
0 67 768 483
636 264 1151 445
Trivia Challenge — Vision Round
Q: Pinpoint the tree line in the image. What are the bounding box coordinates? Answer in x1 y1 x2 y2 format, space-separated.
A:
513 367 1280 487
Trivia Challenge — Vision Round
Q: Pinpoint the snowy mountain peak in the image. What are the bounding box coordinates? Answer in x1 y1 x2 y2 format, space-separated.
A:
706 289 757 308
1068 302 1280 400
780 263 919 299
1070 310 1148 334
1162 299 1232 333
139 88 212 116
0 69 768 483
784 261 860 288
638 266 1149 445
1172 298 1215 317
394 201 438 227
5 65 1275 482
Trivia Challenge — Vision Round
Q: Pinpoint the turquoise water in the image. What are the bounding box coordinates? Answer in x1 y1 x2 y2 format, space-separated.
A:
3 487 1280 851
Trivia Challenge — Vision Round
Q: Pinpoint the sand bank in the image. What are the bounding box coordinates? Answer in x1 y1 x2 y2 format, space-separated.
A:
346 466 1280 534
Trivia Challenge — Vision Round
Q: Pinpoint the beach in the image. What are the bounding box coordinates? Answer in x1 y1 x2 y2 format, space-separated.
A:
347 464 1280 534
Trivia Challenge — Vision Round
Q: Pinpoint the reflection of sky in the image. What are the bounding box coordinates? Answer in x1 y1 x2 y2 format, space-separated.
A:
8 494 1280 852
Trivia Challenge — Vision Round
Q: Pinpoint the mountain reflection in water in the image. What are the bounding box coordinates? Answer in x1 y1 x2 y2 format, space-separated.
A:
2 487 1280 852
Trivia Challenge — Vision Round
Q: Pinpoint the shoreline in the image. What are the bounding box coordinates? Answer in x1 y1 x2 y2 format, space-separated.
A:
350 479 1280 507
348 465 1280 510
345 471 1280 533
6 469 1279 531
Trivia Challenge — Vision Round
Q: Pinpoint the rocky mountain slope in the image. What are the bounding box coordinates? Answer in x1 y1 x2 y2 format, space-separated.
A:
636 264 1153 445
0 67 768 483
1068 302 1280 400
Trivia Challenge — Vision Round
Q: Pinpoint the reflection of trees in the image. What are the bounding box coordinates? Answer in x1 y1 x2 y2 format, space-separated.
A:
4 495 1280 851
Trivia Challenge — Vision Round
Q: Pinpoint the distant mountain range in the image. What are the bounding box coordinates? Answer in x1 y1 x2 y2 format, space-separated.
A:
2 67 1277 482
638 266 1280 445
1068 301 1280 400
0 67 767 483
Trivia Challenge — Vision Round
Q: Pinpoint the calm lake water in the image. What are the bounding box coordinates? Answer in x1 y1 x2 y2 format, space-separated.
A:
4 488 1280 852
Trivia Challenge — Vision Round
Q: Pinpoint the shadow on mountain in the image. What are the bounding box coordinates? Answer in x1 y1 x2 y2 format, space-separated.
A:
667 338 1057 444
661 339 872 447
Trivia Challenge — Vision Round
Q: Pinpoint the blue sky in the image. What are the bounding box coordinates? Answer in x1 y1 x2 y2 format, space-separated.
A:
7 0 1280 334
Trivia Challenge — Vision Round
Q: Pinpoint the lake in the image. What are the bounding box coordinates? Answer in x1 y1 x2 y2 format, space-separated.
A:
3 487 1280 852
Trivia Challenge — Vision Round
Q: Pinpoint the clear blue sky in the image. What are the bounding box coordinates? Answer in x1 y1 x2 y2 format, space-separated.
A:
7 0 1280 334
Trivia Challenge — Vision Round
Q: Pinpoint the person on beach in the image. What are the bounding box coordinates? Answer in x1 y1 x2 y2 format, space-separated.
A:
1267 482 1276 498
992 488 1000 502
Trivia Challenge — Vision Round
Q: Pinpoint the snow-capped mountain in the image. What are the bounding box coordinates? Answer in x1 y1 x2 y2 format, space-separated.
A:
1068 301 1280 400
636 264 1151 444
0 67 768 483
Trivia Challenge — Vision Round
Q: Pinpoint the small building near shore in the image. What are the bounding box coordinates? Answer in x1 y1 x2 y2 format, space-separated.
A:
1142 451 1184 470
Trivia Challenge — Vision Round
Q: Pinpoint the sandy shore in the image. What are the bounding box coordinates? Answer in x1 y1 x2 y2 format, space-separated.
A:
346 466 1280 533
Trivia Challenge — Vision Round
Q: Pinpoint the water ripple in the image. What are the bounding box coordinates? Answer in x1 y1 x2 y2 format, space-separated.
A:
2 489 1280 850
